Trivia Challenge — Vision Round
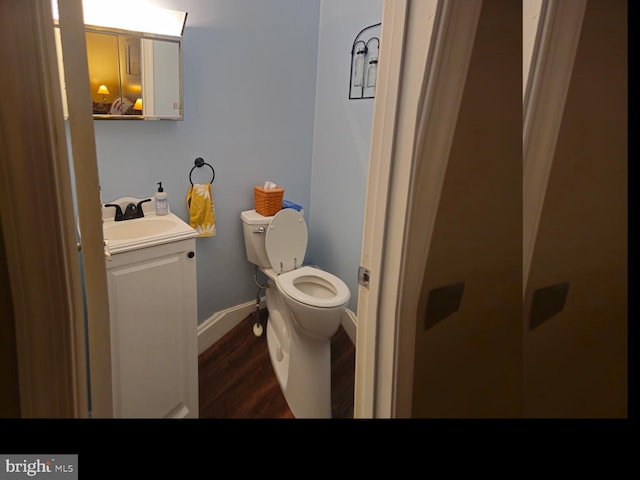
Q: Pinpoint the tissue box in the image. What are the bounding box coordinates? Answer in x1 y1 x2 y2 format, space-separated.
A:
254 185 285 216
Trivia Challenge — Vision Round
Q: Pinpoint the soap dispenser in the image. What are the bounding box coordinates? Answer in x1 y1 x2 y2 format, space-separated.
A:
155 182 168 216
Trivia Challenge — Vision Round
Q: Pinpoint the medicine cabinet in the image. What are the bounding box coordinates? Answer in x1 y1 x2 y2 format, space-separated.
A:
54 11 187 120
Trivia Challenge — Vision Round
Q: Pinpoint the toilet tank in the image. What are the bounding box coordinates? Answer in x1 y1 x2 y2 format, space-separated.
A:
241 209 272 267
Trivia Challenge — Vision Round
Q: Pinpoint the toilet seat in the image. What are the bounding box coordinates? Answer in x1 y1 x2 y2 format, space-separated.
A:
276 266 350 308
264 208 350 309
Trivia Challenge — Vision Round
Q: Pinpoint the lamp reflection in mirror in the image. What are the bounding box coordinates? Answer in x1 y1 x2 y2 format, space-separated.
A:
97 84 109 102
133 98 143 112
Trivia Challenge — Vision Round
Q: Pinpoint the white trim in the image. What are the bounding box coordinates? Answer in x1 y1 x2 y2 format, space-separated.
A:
359 0 480 418
375 0 449 418
58 0 114 418
389 0 482 418
197 300 355 355
523 0 545 103
523 0 587 294
197 298 266 354
196 299 354 419
357 0 482 418
355 0 409 419
342 308 357 345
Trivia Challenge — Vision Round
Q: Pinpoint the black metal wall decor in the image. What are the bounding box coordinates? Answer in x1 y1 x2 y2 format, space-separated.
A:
349 22 381 100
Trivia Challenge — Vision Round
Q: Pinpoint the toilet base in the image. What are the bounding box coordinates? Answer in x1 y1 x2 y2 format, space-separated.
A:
265 287 332 418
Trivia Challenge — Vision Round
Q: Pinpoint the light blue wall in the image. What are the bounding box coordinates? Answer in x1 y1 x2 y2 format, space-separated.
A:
95 0 321 323
306 0 383 313
94 0 379 323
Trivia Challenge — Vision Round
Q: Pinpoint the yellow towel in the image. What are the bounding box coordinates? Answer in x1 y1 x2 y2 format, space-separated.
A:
186 183 216 237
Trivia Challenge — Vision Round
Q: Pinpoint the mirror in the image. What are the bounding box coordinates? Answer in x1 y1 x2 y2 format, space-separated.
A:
55 27 184 120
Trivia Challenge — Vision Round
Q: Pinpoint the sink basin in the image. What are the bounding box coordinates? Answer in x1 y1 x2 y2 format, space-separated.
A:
97 205 197 255
103 217 177 241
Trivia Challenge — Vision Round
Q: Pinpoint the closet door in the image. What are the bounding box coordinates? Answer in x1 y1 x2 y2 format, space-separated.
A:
523 0 627 418
410 0 522 418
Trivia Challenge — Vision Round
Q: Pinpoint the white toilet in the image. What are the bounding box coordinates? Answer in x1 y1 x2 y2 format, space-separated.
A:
241 208 350 418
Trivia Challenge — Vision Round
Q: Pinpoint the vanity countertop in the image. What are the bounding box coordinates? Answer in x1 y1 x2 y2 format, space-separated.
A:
103 211 197 255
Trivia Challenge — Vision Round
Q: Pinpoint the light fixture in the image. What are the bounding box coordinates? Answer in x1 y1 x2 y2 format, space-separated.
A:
52 1 188 39
133 98 143 112
97 84 109 103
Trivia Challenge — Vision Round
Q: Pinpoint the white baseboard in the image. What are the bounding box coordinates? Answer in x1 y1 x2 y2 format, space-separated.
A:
197 297 266 355
198 300 357 354
342 308 357 345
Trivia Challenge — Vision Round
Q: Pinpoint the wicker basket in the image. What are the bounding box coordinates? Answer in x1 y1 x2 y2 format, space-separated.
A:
254 185 285 216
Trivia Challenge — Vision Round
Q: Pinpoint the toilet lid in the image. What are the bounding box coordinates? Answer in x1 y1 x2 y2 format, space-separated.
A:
265 208 307 274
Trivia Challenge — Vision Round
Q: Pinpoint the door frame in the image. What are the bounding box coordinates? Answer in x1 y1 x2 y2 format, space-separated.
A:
0 0 88 418
355 0 588 417
354 0 483 418
0 0 112 418
522 0 586 293
57 0 114 418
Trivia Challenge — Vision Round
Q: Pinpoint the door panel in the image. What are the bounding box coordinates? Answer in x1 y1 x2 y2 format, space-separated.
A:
0 213 20 418
524 0 627 418
411 0 522 418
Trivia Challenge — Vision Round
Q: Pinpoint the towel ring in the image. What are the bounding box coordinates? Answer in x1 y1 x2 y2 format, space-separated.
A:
189 157 215 185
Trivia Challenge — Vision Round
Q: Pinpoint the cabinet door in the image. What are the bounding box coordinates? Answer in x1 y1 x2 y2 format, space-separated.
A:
106 239 198 418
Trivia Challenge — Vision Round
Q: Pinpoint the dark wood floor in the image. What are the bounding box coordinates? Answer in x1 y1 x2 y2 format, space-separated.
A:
198 308 356 419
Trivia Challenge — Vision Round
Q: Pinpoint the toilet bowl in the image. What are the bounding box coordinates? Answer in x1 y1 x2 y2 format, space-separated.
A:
241 208 350 418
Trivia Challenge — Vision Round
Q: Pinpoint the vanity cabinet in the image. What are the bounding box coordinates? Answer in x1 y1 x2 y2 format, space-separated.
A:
105 237 198 418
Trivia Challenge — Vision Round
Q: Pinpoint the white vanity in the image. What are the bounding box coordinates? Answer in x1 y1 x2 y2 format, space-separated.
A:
101 197 199 418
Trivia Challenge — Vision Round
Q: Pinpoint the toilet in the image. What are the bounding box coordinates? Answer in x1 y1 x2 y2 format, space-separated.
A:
241 208 350 418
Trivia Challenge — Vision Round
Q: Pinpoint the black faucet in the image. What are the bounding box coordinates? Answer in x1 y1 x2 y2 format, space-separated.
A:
104 203 124 221
123 203 139 220
105 198 152 221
